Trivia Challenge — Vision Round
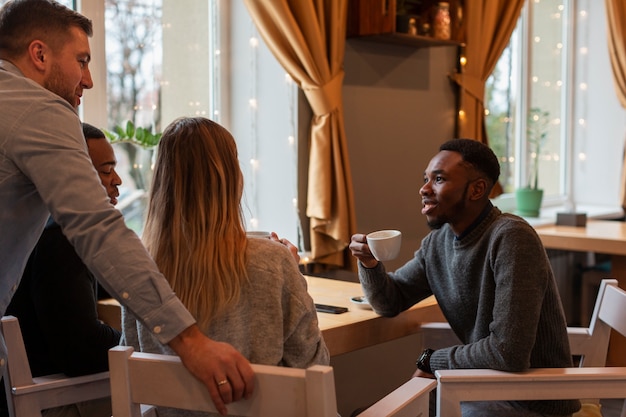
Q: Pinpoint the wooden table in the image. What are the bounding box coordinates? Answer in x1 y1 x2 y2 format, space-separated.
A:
535 219 626 365
305 276 445 356
98 276 445 357
535 220 626 265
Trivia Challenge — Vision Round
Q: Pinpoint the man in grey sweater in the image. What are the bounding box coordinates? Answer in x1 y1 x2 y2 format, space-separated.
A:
349 138 580 417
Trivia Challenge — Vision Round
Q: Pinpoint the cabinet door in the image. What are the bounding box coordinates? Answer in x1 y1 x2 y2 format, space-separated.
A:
347 0 396 37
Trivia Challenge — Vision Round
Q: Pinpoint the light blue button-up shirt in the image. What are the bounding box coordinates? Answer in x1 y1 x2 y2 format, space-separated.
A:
0 60 195 367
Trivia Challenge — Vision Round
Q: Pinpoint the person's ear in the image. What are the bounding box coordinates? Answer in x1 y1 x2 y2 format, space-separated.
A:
28 40 49 71
469 178 488 201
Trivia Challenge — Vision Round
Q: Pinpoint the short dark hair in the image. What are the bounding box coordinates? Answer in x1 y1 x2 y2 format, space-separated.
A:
82 123 106 141
0 0 93 59
439 138 501 186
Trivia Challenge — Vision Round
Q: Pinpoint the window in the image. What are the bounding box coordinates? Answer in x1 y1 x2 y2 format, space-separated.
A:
81 0 302 243
487 0 568 200
0 0 301 243
485 0 623 213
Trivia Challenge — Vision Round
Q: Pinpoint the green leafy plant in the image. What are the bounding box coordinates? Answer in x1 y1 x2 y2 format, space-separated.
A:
524 107 550 190
103 120 161 148
103 120 162 191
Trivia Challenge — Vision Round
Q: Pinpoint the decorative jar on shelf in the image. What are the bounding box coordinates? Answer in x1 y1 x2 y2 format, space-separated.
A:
432 2 451 40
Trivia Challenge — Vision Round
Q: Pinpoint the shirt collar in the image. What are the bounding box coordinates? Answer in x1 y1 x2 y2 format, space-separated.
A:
0 60 23 76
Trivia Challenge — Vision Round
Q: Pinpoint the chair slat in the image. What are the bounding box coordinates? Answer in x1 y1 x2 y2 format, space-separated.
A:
1 315 111 417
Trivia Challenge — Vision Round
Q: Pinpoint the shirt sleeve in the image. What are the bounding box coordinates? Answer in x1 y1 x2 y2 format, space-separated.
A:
8 93 195 344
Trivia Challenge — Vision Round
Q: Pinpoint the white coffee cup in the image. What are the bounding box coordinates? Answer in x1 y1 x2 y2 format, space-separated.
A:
246 231 271 239
366 230 402 261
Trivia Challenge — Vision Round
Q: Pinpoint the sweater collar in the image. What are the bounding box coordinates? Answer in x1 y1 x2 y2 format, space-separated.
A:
455 201 494 240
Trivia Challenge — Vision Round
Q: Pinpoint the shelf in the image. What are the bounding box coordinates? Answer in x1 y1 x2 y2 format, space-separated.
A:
350 32 461 48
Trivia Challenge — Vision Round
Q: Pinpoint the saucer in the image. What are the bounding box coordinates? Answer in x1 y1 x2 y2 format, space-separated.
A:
350 296 372 310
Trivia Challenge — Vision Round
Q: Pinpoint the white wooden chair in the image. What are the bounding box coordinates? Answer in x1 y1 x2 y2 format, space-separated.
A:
0 315 111 417
109 345 436 417
356 377 436 417
430 279 626 417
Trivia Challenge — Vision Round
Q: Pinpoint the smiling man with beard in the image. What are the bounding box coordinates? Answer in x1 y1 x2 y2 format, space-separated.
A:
349 138 580 417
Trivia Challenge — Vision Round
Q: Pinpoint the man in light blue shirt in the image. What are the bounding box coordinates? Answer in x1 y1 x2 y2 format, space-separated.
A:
0 1 253 413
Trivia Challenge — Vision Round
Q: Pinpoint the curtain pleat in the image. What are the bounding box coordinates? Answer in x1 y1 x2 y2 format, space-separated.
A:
605 0 626 209
243 0 356 267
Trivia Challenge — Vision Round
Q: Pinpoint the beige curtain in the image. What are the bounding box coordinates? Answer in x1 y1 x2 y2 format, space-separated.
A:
243 0 356 268
451 0 524 195
605 0 626 209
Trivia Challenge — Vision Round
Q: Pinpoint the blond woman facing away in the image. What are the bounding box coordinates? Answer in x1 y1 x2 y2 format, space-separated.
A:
121 117 329 416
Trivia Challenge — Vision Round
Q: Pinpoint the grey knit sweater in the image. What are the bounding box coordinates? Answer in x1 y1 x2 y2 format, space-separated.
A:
122 237 329 417
359 206 580 416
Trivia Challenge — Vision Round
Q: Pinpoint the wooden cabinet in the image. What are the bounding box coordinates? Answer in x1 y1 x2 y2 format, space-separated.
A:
347 0 397 37
347 0 463 48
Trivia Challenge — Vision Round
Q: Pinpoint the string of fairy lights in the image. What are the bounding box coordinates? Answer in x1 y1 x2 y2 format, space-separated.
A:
209 0 222 123
574 0 589 167
109 0 302 245
478 0 588 197
247 25 260 231
242 17 300 244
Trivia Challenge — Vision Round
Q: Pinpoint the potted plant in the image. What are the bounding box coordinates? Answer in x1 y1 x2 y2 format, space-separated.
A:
104 120 162 191
515 107 550 217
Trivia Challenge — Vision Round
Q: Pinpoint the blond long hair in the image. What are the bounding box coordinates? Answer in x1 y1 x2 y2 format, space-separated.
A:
143 117 248 328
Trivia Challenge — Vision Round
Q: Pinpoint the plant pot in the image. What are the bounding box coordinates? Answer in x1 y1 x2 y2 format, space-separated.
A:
515 188 544 217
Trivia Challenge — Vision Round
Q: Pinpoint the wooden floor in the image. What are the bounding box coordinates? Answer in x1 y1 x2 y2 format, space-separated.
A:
601 399 623 416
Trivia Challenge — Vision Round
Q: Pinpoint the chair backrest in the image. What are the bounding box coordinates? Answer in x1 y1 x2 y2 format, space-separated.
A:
357 377 436 417
568 278 623 367
434 279 626 417
1 315 110 417
108 345 339 417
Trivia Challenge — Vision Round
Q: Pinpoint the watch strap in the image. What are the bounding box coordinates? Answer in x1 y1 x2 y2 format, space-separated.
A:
416 348 435 374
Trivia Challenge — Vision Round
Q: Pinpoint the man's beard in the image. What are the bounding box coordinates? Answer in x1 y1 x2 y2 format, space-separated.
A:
43 63 76 108
426 182 470 230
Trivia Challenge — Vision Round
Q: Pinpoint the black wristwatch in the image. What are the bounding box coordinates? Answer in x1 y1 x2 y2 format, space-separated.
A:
416 348 435 374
